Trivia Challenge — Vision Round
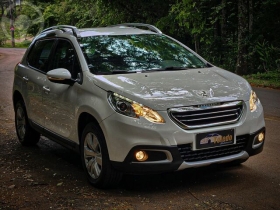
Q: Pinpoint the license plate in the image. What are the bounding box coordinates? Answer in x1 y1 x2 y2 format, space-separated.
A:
196 129 235 150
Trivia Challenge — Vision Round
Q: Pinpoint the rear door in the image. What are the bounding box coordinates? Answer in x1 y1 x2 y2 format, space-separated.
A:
23 39 56 126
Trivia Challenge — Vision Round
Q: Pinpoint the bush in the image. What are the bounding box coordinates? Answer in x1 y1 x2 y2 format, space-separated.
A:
0 31 7 47
243 70 280 89
18 40 32 47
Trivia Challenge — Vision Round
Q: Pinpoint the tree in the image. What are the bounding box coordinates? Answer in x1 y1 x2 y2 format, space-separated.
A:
236 0 248 75
4 0 278 74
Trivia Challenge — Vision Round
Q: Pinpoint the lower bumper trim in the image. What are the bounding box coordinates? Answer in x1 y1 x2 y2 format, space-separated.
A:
177 151 249 170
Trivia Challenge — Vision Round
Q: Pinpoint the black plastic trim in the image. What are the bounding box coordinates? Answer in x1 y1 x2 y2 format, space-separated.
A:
111 145 183 174
29 120 80 154
245 127 265 156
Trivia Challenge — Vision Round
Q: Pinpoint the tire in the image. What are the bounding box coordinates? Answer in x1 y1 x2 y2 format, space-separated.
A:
80 122 122 188
15 100 40 146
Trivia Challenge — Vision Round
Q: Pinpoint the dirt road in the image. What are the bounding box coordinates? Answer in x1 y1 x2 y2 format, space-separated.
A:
1 48 280 210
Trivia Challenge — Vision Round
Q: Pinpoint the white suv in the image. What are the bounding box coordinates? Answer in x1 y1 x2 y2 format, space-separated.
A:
13 24 265 188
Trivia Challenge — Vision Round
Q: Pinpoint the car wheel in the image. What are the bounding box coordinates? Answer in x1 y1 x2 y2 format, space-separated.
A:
81 122 122 188
15 100 40 146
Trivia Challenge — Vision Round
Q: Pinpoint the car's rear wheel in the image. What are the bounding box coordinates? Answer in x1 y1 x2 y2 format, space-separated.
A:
80 122 122 188
15 100 40 146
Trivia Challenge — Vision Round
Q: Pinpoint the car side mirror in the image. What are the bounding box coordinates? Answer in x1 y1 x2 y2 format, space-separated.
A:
46 68 75 85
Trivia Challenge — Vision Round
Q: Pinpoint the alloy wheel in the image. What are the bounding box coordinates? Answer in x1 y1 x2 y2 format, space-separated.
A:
84 132 102 179
16 106 26 139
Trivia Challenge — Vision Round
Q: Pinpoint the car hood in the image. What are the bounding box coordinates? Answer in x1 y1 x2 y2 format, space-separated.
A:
93 67 251 110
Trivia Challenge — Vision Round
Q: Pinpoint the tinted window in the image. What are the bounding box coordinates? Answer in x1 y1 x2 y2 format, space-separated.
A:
27 39 55 72
80 34 206 74
50 40 81 79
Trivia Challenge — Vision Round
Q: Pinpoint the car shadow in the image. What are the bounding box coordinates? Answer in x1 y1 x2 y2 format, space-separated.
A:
118 163 248 192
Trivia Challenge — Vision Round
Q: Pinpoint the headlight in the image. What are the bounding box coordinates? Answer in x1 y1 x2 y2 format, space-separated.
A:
108 92 165 123
249 90 258 112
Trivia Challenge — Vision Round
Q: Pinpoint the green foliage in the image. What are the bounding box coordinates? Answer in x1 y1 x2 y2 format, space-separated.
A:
1 0 279 77
0 16 11 46
18 39 32 47
254 41 280 72
2 39 32 48
243 71 280 89
0 21 7 46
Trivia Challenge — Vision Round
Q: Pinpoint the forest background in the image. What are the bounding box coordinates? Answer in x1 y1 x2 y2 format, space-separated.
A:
1 0 280 86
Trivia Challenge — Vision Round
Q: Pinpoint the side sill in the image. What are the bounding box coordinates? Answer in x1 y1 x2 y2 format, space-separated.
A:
29 120 80 154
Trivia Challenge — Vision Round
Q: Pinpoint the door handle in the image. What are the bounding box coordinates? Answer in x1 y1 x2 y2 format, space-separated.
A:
23 76 28 82
43 86 50 94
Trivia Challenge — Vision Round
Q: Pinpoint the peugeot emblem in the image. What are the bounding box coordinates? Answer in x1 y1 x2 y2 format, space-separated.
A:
201 91 208 97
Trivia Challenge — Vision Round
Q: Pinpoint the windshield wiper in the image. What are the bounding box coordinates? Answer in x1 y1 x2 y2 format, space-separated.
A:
111 70 137 74
93 70 137 75
142 66 190 72
164 66 189 70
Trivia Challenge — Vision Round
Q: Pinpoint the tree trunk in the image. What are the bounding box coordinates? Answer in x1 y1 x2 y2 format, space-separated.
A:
249 0 253 34
236 0 248 75
9 0 15 47
194 34 199 53
221 0 226 37
220 0 226 65
1 5 3 17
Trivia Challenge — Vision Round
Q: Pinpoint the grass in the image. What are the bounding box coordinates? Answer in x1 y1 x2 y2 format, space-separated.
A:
1 39 32 48
243 71 280 89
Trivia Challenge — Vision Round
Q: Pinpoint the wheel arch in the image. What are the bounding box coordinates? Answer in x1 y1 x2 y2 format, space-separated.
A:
13 90 24 111
78 112 122 187
78 112 103 144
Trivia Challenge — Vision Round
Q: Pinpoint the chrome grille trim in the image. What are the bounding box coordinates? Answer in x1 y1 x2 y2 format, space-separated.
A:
168 101 244 130
180 108 241 118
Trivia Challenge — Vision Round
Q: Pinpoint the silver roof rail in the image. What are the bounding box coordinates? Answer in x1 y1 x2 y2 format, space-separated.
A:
41 25 81 38
109 23 162 34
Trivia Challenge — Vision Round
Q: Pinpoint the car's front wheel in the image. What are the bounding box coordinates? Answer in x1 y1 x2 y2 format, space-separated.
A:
80 122 122 188
15 100 40 146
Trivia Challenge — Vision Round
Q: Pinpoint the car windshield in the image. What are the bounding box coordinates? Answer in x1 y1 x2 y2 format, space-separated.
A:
80 34 207 75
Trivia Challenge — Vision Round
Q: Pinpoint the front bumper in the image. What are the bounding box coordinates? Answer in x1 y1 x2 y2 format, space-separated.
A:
111 127 265 174
100 99 265 174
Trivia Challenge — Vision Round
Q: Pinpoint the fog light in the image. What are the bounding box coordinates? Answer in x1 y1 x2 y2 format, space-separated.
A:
135 151 148 162
258 132 265 142
253 131 265 149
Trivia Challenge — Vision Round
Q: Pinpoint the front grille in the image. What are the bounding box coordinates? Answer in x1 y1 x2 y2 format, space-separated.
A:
168 101 243 129
178 135 248 162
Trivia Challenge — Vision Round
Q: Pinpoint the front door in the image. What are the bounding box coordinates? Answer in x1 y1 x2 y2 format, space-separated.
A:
43 39 82 140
